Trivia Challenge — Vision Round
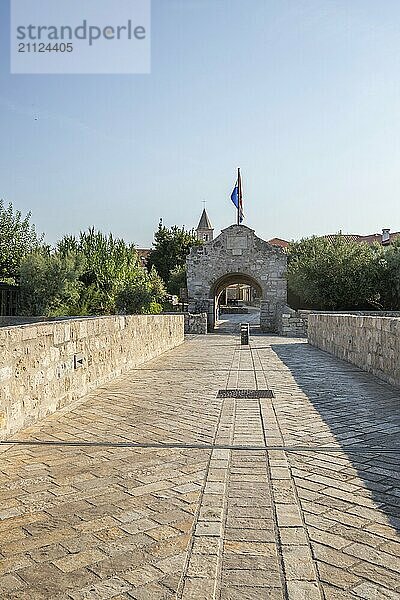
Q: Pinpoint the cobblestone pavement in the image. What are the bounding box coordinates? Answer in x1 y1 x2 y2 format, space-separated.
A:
0 334 399 599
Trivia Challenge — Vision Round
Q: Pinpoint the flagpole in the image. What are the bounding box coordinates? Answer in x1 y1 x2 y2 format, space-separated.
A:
237 167 240 225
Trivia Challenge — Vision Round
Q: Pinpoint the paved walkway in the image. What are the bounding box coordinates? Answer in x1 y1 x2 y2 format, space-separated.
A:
0 334 399 599
216 308 260 332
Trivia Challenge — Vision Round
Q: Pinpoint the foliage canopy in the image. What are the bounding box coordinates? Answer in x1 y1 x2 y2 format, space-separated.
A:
18 228 165 317
147 221 201 293
287 235 399 310
0 200 43 283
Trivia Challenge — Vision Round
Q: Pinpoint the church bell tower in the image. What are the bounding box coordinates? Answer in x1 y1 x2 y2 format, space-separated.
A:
196 209 214 243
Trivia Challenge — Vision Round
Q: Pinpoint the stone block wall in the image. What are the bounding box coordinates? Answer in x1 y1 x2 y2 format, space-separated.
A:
281 310 400 339
0 314 184 439
280 309 310 337
184 313 208 335
308 313 400 387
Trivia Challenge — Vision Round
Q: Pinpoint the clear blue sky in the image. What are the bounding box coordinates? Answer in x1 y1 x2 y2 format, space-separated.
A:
1 0 400 246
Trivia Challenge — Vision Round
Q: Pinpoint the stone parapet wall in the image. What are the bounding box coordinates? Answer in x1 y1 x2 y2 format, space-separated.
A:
308 313 400 387
0 316 95 327
281 310 400 339
280 308 310 337
184 313 207 334
0 314 184 439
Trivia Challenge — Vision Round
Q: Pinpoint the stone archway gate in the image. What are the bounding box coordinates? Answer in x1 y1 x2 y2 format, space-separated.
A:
186 224 287 332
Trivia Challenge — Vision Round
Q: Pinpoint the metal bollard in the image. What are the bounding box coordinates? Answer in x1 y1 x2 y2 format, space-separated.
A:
240 323 250 345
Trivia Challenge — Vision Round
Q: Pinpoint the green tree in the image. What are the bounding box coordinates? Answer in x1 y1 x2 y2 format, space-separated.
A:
167 265 187 297
378 238 400 309
287 236 382 310
0 200 43 282
147 221 201 289
55 227 168 315
57 228 142 313
19 250 86 316
116 267 166 314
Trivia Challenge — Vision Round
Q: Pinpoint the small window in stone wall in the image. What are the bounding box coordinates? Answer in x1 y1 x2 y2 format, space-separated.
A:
203 234 209 242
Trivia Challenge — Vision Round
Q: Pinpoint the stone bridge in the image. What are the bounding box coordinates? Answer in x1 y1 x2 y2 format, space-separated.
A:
0 319 399 599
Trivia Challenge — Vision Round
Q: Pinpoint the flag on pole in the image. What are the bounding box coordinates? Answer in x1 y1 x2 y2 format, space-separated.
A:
230 168 244 224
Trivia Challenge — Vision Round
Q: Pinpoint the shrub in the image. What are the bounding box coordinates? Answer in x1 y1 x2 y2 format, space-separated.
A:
19 251 85 316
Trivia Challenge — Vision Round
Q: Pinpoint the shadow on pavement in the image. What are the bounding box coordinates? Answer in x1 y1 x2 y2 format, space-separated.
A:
271 342 400 535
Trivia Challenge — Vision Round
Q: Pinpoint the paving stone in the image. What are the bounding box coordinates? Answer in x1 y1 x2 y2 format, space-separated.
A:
224 540 277 556
88 549 149 578
155 552 186 574
122 564 162 587
53 548 106 573
76 515 119 533
94 526 126 543
194 522 221 537
147 533 191 559
191 536 220 556
187 554 218 578
382 540 400 557
175 483 202 494
317 561 361 588
350 559 400 590
222 554 278 571
351 581 400 599
286 581 321 600
311 542 358 568
225 527 276 543
129 582 174 599
181 577 215 599
0 556 33 576
0 574 25 592
343 542 400 572
279 527 308 545
120 518 159 535
222 567 281 587
220 587 283 600
18 563 95 595
61 532 106 553
275 504 303 527
307 526 352 550
281 545 316 580
198 507 223 522
68 575 131 599
225 516 273 529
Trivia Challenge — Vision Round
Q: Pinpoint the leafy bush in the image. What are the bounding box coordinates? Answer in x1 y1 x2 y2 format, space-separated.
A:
0 199 43 283
377 238 400 309
57 228 141 313
287 236 383 310
116 268 166 314
19 229 166 317
19 251 85 316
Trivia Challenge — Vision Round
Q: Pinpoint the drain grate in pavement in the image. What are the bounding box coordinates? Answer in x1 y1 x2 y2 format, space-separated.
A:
217 389 275 398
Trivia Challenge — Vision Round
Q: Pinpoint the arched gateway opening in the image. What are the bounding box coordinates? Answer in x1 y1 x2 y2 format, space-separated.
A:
211 273 262 331
187 224 287 332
